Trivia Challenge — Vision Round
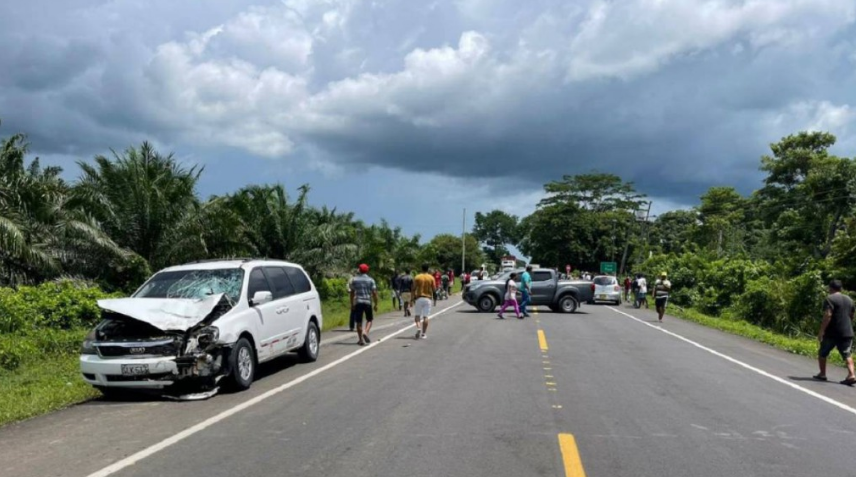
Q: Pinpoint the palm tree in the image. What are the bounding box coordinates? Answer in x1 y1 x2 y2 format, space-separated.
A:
0 125 127 285
72 142 205 270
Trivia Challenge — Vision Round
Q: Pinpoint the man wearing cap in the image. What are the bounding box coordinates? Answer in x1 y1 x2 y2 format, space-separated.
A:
350 264 379 346
652 272 671 322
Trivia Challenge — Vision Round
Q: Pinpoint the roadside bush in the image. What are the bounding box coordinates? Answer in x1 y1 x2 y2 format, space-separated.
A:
0 335 36 371
731 276 788 331
784 270 825 336
0 280 117 334
317 278 349 301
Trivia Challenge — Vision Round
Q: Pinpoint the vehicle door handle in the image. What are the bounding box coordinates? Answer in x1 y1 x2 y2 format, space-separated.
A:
276 307 289 314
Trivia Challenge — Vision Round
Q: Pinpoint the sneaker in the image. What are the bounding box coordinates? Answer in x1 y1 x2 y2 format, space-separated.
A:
364 333 371 343
358 341 366 346
420 333 427 339
415 330 422 339
523 313 531 318
497 314 504 319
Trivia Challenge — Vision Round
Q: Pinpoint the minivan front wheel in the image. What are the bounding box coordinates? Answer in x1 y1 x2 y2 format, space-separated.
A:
228 337 255 391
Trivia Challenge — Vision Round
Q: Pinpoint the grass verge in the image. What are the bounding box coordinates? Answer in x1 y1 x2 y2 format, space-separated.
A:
0 351 99 427
666 304 843 367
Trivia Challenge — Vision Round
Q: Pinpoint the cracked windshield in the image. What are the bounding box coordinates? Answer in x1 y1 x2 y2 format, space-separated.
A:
135 269 245 304
2 1 856 477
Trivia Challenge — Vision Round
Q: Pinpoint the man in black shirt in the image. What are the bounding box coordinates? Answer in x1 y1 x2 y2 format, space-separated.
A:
815 280 856 385
398 270 414 317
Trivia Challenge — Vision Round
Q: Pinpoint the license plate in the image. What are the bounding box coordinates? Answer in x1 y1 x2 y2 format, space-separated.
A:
121 364 149 376
598 294 607 300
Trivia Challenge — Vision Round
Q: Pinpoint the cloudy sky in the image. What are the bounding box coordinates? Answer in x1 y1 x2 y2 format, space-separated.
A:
1 0 855 241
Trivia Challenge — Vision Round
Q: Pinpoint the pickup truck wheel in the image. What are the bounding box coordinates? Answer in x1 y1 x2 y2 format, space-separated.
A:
298 321 320 363
477 295 497 312
227 338 255 391
559 296 578 313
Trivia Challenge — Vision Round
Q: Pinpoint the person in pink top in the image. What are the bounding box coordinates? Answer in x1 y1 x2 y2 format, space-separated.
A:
497 272 522 319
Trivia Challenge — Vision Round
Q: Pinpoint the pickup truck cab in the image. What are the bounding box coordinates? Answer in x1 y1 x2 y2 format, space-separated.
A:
463 268 594 313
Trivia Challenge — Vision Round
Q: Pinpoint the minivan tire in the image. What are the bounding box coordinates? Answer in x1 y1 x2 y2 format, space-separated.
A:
477 295 497 312
559 295 578 313
227 337 255 391
298 321 320 363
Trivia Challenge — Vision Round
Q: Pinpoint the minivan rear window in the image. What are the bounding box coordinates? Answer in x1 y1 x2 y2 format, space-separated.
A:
285 267 312 293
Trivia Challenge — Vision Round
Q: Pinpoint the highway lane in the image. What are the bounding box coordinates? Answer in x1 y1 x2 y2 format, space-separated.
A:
4 299 856 476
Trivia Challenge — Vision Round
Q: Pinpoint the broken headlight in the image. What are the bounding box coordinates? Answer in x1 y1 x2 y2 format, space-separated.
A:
81 329 98 355
192 326 220 349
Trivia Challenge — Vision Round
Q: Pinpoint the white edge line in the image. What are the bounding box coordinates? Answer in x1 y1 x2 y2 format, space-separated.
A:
606 306 856 418
87 301 465 477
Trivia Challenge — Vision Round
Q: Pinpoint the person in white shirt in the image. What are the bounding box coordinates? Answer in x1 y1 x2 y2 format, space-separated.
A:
653 272 672 322
635 273 649 309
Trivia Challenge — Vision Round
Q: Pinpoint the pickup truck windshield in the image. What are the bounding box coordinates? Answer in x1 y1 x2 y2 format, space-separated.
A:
135 269 245 304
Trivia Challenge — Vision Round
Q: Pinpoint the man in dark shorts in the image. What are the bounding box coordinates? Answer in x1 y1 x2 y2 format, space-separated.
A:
814 280 856 385
653 272 671 322
350 264 379 346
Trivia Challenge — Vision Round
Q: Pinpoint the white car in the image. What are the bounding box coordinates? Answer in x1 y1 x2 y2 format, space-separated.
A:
592 275 622 305
80 259 322 397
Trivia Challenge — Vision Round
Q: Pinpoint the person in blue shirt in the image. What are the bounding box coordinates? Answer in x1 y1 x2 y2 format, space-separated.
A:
520 265 533 318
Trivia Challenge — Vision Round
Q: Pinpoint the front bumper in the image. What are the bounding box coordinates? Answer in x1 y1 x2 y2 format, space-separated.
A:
464 291 477 305
80 355 178 388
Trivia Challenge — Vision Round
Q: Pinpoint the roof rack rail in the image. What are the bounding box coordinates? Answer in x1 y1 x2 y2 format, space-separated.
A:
189 257 272 264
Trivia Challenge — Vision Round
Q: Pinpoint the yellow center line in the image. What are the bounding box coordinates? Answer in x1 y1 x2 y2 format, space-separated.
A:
558 433 587 477
538 329 549 351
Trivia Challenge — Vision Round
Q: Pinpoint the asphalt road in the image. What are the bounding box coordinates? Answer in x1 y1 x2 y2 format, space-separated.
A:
3 297 856 477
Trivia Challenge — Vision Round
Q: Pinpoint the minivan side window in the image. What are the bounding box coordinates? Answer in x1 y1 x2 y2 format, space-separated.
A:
247 269 271 302
532 271 552 282
285 267 312 294
263 267 296 299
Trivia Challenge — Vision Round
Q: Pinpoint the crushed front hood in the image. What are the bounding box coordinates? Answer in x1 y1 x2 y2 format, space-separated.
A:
97 294 226 332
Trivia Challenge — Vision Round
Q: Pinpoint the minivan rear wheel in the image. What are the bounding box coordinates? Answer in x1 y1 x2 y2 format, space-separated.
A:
298 321 320 363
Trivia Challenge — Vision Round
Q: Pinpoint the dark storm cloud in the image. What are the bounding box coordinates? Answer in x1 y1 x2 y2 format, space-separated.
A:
0 0 854 207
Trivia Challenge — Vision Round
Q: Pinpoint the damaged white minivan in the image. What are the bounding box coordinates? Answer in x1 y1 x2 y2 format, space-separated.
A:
80 259 322 399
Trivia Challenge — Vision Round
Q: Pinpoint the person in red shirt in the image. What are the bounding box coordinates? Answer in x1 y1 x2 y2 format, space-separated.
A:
624 276 632 302
447 270 455 293
433 270 442 304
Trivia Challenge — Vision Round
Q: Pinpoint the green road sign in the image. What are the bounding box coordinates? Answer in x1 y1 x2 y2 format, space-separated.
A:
600 262 617 274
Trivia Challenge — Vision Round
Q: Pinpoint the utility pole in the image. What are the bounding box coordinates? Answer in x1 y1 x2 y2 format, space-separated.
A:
461 208 466 275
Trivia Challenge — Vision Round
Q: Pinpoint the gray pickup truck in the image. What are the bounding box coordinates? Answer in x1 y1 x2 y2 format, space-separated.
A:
463 268 593 313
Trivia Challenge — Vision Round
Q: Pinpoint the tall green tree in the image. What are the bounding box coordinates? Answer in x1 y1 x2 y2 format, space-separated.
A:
757 132 856 259
421 233 485 272
697 187 746 255
472 210 519 264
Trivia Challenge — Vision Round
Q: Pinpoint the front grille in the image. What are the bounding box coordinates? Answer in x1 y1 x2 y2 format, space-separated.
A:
96 341 177 358
105 373 173 382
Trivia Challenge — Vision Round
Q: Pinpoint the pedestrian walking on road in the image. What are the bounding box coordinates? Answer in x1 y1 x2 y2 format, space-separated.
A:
391 271 402 311
814 280 856 385
347 270 357 331
448 269 455 294
399 270 414 317
624 276 632 302
350 264 379 346
653 272 671 322
412 264 436 339
519 265 533 318
635 273 648 309
441 272 450 299
433 270 442 304
477 266 486 281
498 272 522 320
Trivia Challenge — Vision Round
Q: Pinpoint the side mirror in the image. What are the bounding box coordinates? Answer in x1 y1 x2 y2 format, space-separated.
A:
251 291 273 306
